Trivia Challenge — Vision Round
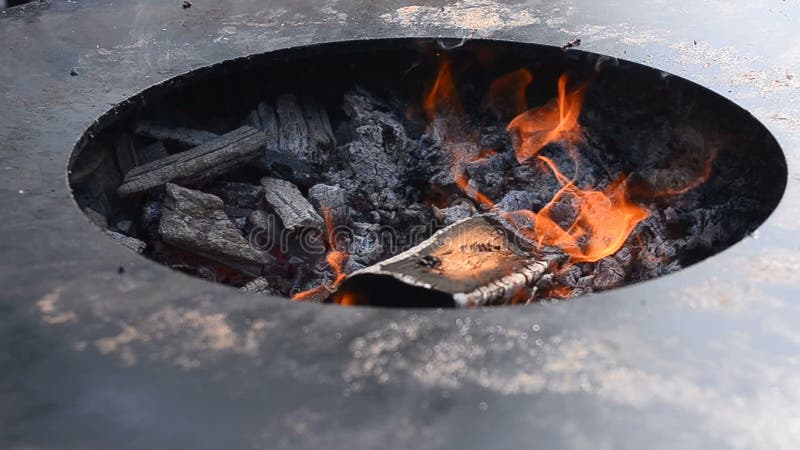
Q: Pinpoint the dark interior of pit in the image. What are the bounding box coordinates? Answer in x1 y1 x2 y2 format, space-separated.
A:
68 38 787 308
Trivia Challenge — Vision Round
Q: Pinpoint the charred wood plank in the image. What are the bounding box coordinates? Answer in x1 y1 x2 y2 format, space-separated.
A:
260 177 324 231
134 121 219 146
159 184 277 275
250 95 335 187
331 214 552 307
118 126 268 197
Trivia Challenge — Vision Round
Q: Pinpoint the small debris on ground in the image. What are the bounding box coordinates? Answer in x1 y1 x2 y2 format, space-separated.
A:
561 38 581 50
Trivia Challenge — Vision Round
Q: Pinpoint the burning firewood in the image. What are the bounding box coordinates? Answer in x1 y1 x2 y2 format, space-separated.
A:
118 126 268 197
330 214 553 307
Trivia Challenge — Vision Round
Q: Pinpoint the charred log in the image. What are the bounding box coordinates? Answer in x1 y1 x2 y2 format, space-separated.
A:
118 126 268 197
260 177 324 231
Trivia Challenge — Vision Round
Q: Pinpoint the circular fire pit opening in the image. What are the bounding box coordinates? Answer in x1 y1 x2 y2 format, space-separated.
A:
68 38 786 308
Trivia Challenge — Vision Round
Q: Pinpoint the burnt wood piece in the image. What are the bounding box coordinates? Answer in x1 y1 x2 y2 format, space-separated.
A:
134 121 219 146
249 95 335 187
260 177 324 231
324 89 415 217
104 230 146 254
159 183 277 275
308 184 349 229
118 126 268 197
332 214 552 307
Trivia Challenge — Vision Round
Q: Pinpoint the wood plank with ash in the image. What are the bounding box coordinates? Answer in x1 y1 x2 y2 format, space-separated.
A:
159 183 277 276
134 121 219 146
331 214 553 307
118 126 268 197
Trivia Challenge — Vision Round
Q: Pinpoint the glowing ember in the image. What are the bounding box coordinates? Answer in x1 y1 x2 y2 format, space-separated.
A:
292 208 349 301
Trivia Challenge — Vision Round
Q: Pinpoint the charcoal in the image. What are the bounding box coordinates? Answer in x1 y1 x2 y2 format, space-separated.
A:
245 102 279 152
253 94 336 187
207 182 263 209
434 200 477 226
496 190 536 212
245 209 277 252
240 277 280 296
119 126 268 197
464 152 514 198
348 222 384 266
308 184 349 229
324 90 416 216
159 184 277 275
223 206 253 231
105 230 146 254
593 257 626 289
260 177 324 231
134 121 219 146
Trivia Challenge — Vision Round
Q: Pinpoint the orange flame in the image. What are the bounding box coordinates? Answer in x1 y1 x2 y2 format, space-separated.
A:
489 68 533 117
419 63 652 293
291 208 349 301
425 60 461 120
507 74 586 163
455 173 495 209
532 174 650 263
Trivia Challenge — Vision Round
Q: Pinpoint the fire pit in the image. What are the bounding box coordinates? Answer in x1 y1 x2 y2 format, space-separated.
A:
69 39 786 307
7 1 800 449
